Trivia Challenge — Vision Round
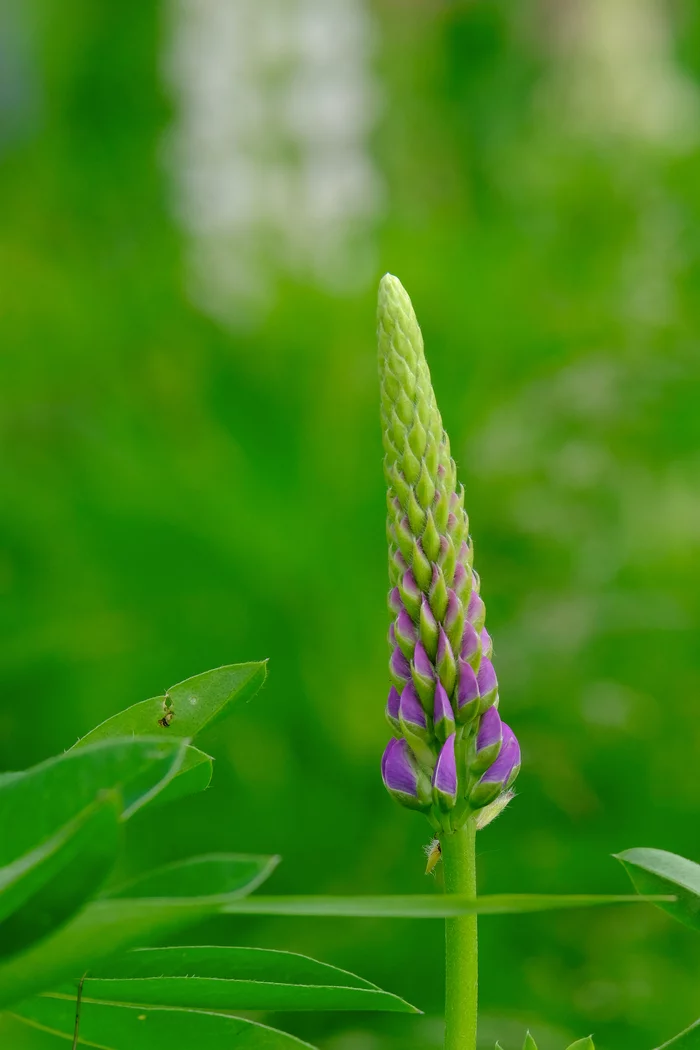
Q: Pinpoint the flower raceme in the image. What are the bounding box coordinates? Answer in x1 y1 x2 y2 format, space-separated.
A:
377 274 520 834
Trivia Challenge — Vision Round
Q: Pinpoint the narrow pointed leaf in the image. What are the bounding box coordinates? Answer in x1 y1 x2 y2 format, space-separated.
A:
10 999 315 1049
0 854 278 1010
566 1040 595 1050
656 1018 700 1048
74 662 267 747
523 1033 538 1050
222 893 673 918
615 848 700 931
0 794 120 962
43 945 419 1013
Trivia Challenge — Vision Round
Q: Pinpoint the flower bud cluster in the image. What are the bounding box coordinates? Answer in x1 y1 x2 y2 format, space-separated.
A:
378 275 520 833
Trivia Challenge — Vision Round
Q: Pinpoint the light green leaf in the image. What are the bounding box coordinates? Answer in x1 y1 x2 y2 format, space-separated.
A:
10 999 315 1049
0 853 278 1010
523 1032 538 1050
0 738 187 960
222 892 673 918
0 794 120 926
615 848 700 931
566 1039 594 1050
0 794 120 962
43 944 419 1013
656 1018 700 1049
75 662 267 747
152 746 213 806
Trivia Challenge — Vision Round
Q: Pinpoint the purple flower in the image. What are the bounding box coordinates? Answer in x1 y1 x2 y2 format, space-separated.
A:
432 732 457 807
388 587 403 615
467 590 485 630
470 723 520 807
473 705 502 773
395 606 417 658
390 645 411 686
480 627 493 659
433 681 456 742
460 621 481 665
386 685 401 733
455 658 480 723
453 562 469 599
412 640 437 708
381 738 418 797
399 681 427 730
476 657 498 712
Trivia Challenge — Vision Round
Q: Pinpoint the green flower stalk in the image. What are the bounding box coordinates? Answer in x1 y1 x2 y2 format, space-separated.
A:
377 274 520 1050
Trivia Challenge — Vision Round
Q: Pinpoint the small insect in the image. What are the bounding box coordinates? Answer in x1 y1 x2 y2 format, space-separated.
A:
158 695 175 728
424 838 442 875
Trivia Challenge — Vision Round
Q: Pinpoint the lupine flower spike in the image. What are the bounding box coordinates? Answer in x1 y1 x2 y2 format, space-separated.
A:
378 274 520 835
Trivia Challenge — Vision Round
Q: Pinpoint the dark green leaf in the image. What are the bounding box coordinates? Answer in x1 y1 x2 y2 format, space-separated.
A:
0 854 278 1010
221 892 672 918
75 662 267 747
615 848 700 931
44 944 419 1013
0 794 120 961
656 1018 700 1049
10 998 315 1049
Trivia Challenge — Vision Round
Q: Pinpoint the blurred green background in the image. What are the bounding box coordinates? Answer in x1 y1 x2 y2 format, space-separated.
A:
1 2 699 1048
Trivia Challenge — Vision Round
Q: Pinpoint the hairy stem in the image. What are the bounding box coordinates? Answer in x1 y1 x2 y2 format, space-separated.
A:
441 819 478 1050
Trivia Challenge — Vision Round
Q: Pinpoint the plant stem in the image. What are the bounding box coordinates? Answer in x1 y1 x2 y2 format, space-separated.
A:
441 818 478 1050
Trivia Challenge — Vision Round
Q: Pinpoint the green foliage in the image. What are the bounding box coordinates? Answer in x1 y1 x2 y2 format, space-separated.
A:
616 848 700 932
566 1040 595 1050
523 1033 538 1050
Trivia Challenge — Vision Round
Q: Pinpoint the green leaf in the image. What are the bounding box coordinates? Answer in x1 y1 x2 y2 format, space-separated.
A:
566 1040 594 1050
656 1018 700 1048
151 746 213 806
615 848 700 931
0 853 278 1010
43 944 419 1013
221 892 673 918
0 794 120 926
0 738 187 960
523 1033 538 1050
10 999 315 1049
75 662 267 747
0 794 120 962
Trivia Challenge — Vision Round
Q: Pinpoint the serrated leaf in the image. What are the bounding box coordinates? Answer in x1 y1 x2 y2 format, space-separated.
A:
221 892 673 918
656 1018 700 1049
615 848 700 931
43 944 419 1013
523 1032 538 1050
0 853 278 1010
0 794 120 961
75 662 267 748
566 1039 594 1050
10 999 315 1049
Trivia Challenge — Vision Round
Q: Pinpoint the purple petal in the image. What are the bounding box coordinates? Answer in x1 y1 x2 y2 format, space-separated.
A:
436 627 453 666
388 587 403 615
453 563 468 595
481 723 520 785
467 590 485 625
433 681 454 725
381 738 418 797
476 657 497 696
456 659 479 711
444 589 461 629
390 646 411 682
402 569 420 600
386 685 401 721
480 627 493 658
476 705 502 753
397 607 417 644
432 733 457 797
413 641 435 681
460 622 480 662
399 681 427 728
